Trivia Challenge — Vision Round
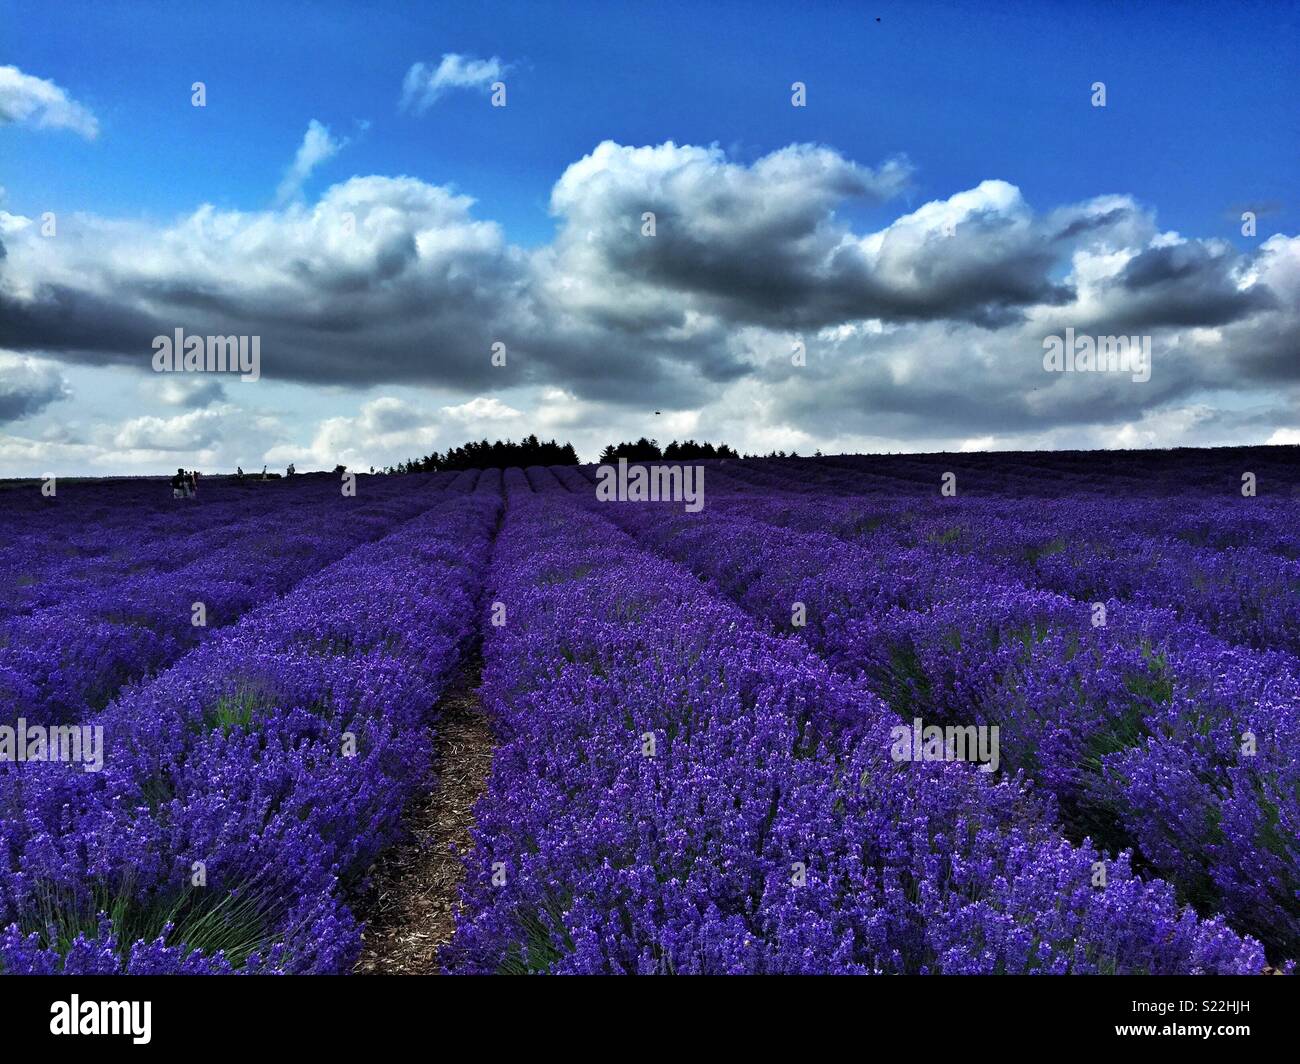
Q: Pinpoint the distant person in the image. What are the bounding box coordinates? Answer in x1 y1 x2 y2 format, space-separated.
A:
261 465 268 481
172 467 188 499
190 470 200 496
287 463 296 477
236 466 244 481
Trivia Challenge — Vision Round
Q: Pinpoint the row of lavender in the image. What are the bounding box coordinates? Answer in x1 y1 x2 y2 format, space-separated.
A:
1 485 499 972
539 461 1298 961
715 447 1300 500
0 473 479 621
444 475 1266 973
1 474 459 723
3 449 1291 973
1 476 377 618
704 472 1300 655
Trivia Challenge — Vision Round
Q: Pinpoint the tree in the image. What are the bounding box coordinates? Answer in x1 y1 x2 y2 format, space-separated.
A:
662 439 739 460
599 438 662 463
391 435 580 472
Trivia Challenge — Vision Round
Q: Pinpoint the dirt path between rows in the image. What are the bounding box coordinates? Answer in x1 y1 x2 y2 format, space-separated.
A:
354 680 496 975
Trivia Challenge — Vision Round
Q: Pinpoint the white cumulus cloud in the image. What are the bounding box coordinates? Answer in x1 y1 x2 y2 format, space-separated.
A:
400 54 507 114
0 65 99 139
276 120 347 204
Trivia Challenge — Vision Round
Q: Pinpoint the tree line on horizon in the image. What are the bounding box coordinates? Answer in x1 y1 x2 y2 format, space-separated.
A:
384 434 779 473
385 435 579 474
598 438 740 462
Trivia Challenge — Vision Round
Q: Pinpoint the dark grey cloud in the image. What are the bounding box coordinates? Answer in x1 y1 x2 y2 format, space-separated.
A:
546 147 1074 330
0 283 164 364
0 142 1296 444
1107 241 1277 328
1052 206 1134 241
0 354 69 422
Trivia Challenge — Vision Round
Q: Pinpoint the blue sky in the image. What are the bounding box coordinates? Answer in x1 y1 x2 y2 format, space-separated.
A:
1 0 1298 473
8 0 1294 242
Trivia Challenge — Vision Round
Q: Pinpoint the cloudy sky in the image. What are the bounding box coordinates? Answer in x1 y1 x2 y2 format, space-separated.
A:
1 0 1297 476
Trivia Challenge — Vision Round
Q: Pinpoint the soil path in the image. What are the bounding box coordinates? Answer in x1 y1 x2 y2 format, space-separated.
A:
354 678 495 975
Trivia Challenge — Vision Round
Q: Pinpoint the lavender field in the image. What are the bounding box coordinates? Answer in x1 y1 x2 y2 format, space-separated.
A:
1 447 1296 975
